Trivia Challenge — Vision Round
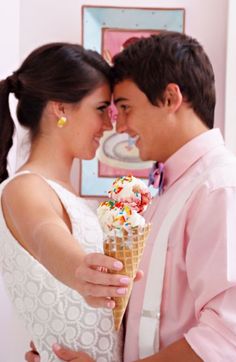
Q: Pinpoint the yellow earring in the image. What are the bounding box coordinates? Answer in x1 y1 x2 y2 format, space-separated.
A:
57 116 67 128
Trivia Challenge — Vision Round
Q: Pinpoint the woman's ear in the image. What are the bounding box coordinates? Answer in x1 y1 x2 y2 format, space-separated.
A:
50 101 66 118
163 83 183 112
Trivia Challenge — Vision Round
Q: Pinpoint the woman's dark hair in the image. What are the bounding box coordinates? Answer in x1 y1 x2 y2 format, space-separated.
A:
112 31 215 129
0 42 111 182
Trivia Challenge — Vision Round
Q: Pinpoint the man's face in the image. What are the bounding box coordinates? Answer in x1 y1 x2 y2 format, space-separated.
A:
113 79 172 162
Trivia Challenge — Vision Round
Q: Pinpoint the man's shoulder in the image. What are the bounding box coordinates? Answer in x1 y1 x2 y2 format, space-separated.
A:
195 146 236 190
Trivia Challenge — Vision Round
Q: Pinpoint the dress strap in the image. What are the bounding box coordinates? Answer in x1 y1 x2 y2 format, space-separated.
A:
0 170 48 191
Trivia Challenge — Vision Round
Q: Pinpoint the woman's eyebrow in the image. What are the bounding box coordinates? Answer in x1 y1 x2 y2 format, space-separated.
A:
97 101 111 106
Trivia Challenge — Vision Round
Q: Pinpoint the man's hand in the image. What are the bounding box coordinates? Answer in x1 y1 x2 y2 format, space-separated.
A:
25 342 96 362
53 344 95 362
25 341 40 362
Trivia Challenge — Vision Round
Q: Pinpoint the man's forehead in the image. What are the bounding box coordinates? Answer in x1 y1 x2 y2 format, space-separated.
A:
113 81 128 92
113 79 137 99
113 82 127 103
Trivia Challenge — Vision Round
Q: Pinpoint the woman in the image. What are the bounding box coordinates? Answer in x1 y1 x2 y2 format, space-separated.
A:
0 43 130 362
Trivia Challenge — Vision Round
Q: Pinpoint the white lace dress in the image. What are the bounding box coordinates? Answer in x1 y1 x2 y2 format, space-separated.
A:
0 172 123 362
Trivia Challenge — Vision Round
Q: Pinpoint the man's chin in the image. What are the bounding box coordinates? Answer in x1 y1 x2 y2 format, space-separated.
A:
137 146 153 162
139 152 151 162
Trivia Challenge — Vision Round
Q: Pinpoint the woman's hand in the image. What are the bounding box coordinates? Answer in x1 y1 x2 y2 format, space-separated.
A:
53 344 95 362
25 341 40 362
75 252 133 309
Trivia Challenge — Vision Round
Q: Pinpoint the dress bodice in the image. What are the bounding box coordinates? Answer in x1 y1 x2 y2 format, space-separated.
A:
0 171 123 362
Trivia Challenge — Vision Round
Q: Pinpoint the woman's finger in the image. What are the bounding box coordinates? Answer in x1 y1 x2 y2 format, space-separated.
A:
84 296 116 309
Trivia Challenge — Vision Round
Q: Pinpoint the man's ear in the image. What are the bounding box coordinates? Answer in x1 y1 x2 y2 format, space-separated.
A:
163 83 183 112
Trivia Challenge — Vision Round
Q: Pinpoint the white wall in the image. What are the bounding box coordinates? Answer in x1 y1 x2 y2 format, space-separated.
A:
224 0 236 154
0 0 20 175
0 1 234 361
0 1 20 77
19 0 82 60
0 3 31 362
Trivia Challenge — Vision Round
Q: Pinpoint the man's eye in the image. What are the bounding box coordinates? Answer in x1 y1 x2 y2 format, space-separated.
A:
120 105 129 111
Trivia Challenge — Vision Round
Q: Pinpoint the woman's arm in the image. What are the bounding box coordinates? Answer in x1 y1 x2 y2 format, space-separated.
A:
2 174 129 306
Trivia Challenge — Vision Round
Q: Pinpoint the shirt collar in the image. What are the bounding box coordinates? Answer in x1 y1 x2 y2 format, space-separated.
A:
163 128 224 191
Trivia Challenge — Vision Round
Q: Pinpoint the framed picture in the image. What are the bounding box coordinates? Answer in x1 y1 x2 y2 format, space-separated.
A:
80 6 185 197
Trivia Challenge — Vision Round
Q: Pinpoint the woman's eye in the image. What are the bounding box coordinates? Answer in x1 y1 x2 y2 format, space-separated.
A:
97 106 107 113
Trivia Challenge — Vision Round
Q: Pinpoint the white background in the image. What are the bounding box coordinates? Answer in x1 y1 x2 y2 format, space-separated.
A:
0 1 235 361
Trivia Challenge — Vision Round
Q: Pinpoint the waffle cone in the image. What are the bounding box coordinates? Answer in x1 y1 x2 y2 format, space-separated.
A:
104 223 151 330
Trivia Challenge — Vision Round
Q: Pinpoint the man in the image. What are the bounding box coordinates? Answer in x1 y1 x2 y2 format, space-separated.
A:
26 32 236 361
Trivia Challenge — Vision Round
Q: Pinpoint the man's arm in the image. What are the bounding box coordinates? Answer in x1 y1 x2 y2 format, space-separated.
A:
50 338 202 362
24 341 40 362
136 338 202 362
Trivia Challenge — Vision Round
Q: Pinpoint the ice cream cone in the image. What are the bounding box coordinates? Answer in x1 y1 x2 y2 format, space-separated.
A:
104 223 151 330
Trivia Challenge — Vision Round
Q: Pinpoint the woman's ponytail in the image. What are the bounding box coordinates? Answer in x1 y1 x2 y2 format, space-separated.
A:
0 77 15 183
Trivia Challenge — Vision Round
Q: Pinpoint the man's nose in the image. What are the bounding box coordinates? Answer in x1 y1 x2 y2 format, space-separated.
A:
116 114 127 133
103 113 113 131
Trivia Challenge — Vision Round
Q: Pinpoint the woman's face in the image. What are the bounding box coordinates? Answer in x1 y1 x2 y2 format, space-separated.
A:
64 82 112 160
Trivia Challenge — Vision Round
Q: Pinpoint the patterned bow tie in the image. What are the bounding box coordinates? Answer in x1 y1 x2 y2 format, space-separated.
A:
148 162 165 195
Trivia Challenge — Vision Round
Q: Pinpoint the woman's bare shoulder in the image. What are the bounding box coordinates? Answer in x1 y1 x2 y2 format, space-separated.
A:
2 173 61 214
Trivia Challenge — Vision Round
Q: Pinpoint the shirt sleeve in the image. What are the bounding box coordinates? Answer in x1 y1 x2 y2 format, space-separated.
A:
184 186 236 362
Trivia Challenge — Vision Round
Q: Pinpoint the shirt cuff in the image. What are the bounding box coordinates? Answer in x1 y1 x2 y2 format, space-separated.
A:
184 310 236 362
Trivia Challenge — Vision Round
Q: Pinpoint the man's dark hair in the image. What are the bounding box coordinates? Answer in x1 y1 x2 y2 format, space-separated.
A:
112 31 215 129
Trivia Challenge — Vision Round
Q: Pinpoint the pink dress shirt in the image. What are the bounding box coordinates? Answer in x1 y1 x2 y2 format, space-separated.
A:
124 129 236 362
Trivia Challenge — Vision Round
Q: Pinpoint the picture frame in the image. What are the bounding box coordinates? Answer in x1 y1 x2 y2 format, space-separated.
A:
80 6 185 197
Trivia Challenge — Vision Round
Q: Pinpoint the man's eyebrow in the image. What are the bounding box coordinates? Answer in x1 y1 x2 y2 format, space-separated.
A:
113 97 128 105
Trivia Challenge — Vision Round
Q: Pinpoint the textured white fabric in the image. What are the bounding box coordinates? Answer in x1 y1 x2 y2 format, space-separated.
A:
0 172 123 362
